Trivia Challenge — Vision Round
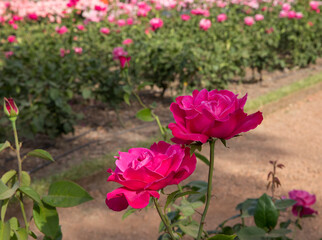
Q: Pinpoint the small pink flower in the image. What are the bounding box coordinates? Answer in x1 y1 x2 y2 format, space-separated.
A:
288 11 296 19
127 18 133 25
117 19 126 27
191 8 209 17
108 15 115 23
5 51 13 58
74 47 83 54
282 3 291 11
77 24 85 31
7 35 16 43
94 5 107 11
112 47 128 60
181 14 191 21
255 14 264 21
122 38 133 45
100 27 110 35
149 18 163 31
199 19 211 31
309 1 319 11
295 12 303 19
289 190 318 218
279 10 288 18
56 26 68 35
12 24 18 30
265 27 274 34
244 16 255 26
217 13 227 22
155 3 162 10
308 21 314 26
28 13 38 21
137 8 149 17
60 48 70 57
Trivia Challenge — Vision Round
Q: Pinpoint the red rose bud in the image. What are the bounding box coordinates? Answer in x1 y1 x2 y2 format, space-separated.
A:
4 97 19 119
119 56 131 68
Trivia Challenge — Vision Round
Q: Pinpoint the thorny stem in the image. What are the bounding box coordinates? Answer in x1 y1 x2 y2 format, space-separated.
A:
197 140 216 240
153 198 176 240
11 120 22 184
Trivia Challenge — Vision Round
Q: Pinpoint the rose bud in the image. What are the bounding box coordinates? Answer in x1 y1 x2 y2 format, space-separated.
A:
4 97 19 119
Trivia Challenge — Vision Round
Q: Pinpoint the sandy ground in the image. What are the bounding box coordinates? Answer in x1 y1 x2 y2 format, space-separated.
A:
44 85 322 240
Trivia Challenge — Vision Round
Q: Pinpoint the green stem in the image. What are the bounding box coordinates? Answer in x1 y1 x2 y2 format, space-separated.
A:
11 120 22 184
197 140 216 240
153 198 176 240
152 113 165 137
19 194 29 232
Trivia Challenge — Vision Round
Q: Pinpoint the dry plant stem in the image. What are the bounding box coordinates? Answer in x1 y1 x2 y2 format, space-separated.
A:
153 198 176 240
197 140 216 240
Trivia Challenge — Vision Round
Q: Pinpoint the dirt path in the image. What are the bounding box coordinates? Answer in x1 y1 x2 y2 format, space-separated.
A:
40 84 322 240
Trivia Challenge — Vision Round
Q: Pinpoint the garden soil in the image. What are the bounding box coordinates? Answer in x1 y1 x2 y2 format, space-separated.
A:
55 84 322 240
3 62 322 240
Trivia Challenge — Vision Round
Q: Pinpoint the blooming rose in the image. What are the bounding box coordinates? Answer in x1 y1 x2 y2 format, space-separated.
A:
309 1 319 11
244 16 255 26
150 18 163 31
287 11 296 19
7 35 16 43
106 141 196 211
122 38 133 45
73 47 82 54
295 12 303 19
289 190 318 217
199 19 211 31
217 13 227 23
168 89 263 144
55 26 68 35
77 24 85 31
100 27 110 34
181 14 191 21
112 47 128 60
255 14 264 21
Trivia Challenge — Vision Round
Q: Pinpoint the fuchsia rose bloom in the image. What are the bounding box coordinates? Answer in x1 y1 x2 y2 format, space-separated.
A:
127 18 134 25
199 19 211 31
150 18 163 31
288 11 297 19
168 89 263 144
295 12 303 19
217 13 227 22
55 26 68 35
77 24 85 31
289 190 318 217
122 38 133 45
106 141 196 211
112 47 128 60
7 35 16 43
73 47 82 54
100 27 110 35
119 56 131 68
310 1 319 10
255 14 264 21
5 51 14 58
117 19 126 27
181 14 191 21
244 16 255 26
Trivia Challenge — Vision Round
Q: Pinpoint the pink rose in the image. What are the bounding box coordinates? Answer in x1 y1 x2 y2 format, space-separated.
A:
309 1 319 10
77 24 85 31
73 47 82 54
122 38 133 45
106 141 196 211
288 10 296 19
117 19 126 27
28 13 38 21
112 47 128 60
127 18 134 25
55 26 68 35
60 48 70 57
199 18 211 31
150 18 163 31
288 190 318 217
217 13 227 22
100 27 110 35
118 56 131 68
5 51 14 58
181 14 191 21
295 12 303 19
282 3 291 11
244 16 255 26
255 14 264 21
7 35 16 43
279 10 288 18
168 89 263 144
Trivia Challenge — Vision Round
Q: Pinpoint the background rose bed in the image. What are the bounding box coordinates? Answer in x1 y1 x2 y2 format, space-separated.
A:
0 0 321 140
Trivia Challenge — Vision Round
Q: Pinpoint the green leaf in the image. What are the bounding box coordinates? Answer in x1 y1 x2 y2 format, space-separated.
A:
178 221 199 238
0 221 11 240
254 194 279 230
173 199 203 217
164 190 180 211
1 170 16 184
274 199 297 210
9 217 19 231
0 182 19 200
13 228 28 240
123 93 131 106
1 199 9 221
28 230 37 239
122 207 138 220
194 153 209 166
42 181 93 207
0 141 11 153
19 186 41 204
207 234 236 240
220 139 228 148
33 202 60 238
81 88 92 99
27 149 54 162
266 228 291 238
21 171 31 187
236 198 258 218
189 143 202 155
237 226 266 240
164 190 199 211
136 108 154 122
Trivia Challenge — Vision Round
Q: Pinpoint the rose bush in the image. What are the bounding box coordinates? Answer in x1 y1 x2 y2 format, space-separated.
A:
105 141 196 211
289 190 318 217
168 89 263 144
